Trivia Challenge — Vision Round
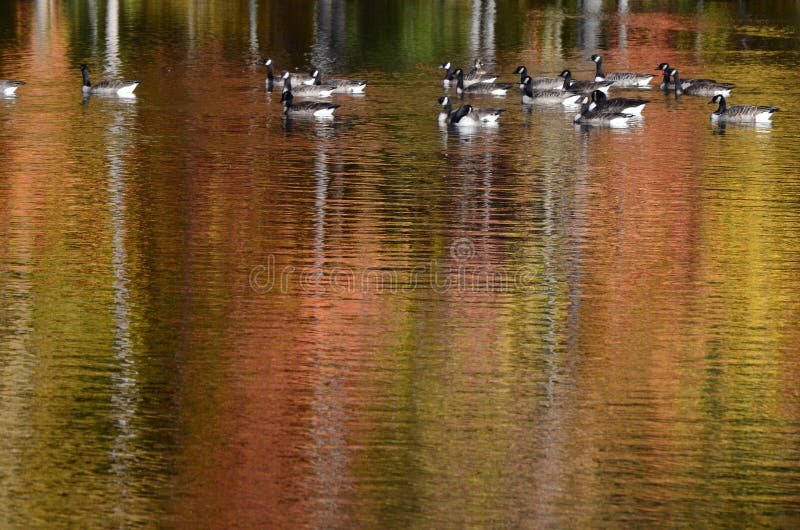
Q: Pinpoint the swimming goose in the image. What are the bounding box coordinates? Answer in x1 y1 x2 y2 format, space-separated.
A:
708 94 778 123
470 58 487 75
589 54 652 87
521 76 583 106
669 69 734 97
559 70 613 95
442 62 498 88
573 96 634 127
311 71 367 93
655 63 717 91
80 64 140 96
280 89 340 117
281 71 336 97
437 95 505 126
588 90 648 115
0 80 25 96
454 69 511 96
512 66 562 90
469 58 500 78
262 58 315 86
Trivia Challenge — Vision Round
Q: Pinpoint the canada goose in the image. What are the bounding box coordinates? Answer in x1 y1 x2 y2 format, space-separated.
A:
521 76 583 106
80 64 139 96
654 63 717 91
437 95 505 126
573 96 634 127
559 70 613 95
262 58 315 86
443 62 498 88
311 71 367 93
281 71 336 97
512 66 562 90
470 58 487 75
280 89 340 117
708 94 778 123
0 80 25 96
454 69 511 96
669 69 734 97
589 90 648 115
469 58 500 78
589 54 653 87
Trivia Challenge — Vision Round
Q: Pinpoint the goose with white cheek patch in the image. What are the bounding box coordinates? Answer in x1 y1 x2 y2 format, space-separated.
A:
454 69 511 96
670 69 734 98
520 76 583 106
588 90 648 116
311 70 367 93
655 63 718 91
589 54 653 87
512 66 563 90
262 59 316 86
281 71 336 97
573 96 635 127
280 89 340 117
444 63 498 89
559 70 613 96
708 94 778 123
437 96 505 126
81 64 140 96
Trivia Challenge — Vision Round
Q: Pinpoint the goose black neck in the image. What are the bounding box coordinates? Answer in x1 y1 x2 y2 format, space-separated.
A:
518 67 528 84
661 70 670 87
451 105 471 124
442 99 452 115
523 79 533 98
81 67 91 87
715 96 727 113
594 58 605 78
672 71 682 93
283 75 293 91
593 90 607 109
266 62 275 82
456 71 464 90
443 64 453 81
561 73 572 90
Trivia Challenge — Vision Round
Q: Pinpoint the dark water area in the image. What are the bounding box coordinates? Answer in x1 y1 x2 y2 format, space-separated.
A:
1 0 800 528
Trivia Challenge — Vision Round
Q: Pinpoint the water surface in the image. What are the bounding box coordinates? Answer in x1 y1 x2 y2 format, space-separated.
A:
1 0 800 528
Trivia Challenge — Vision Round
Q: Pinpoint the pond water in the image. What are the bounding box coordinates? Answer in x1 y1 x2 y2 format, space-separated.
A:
1 0 800 527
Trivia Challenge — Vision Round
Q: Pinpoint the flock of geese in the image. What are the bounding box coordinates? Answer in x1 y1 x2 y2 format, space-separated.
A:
436 55 779 127
1 54 780 126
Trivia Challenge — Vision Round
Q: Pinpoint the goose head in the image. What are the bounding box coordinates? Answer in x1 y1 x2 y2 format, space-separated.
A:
591 90 607 103
655 62 670 71
559 69 572 80
589 54 601 63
